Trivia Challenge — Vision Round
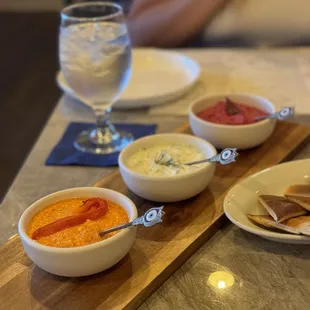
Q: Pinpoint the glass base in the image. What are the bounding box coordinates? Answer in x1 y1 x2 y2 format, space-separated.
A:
74 128 134 154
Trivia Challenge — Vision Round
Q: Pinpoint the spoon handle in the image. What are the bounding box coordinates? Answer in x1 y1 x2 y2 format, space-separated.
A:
185 148 238 166
99 222 133 236
98 206 165 237
254 107 294 121
185 158 212 166
254 115 269 121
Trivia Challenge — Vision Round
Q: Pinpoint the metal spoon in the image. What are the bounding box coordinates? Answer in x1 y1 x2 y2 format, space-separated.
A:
254 107 294 121
155 148 238 168
99 206 164 237
185 148 238 166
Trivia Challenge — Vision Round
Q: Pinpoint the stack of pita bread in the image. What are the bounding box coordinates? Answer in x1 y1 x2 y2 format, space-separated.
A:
248 185 310 236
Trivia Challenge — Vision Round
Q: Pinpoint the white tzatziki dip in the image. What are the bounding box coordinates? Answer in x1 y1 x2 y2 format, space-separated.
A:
127 144 205 177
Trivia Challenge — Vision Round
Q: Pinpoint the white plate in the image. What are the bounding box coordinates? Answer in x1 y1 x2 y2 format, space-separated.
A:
224 159 310 244
56 48 201 109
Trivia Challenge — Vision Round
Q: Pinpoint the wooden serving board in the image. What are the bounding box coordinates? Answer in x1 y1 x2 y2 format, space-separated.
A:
0 122 309 310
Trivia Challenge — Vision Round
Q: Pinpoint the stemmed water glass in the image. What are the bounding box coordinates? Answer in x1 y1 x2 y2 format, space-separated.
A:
59 2 133 154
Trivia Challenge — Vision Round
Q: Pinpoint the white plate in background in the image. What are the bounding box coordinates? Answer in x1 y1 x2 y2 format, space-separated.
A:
56 48 201 109
224 159 310 244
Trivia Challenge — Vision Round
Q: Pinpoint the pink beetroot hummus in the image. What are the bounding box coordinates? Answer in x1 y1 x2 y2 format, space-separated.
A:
196 100 268 125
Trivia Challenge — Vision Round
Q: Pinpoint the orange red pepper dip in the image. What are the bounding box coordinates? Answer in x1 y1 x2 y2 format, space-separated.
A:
28 197 129 248
196 100 268 125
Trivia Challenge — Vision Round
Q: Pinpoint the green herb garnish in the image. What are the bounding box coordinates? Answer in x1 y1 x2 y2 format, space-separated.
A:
155 151 180 168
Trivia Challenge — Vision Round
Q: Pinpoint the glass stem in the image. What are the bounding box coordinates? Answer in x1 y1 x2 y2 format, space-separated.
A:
90 107 120 145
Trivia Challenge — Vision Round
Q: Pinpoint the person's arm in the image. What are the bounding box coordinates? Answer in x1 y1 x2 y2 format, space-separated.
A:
127 0 229 47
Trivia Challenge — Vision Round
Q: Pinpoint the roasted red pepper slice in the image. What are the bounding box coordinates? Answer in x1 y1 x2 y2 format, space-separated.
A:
32 198 108 240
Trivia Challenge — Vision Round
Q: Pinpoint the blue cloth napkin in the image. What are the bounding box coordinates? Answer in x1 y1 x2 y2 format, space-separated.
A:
45 122 157 167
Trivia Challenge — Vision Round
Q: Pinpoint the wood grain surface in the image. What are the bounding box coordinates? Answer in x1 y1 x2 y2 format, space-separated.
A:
0 121 309 310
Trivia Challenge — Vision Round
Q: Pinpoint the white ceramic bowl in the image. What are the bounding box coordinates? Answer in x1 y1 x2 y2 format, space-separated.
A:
189 94 276 150
18 187 137 277
118 133 217 202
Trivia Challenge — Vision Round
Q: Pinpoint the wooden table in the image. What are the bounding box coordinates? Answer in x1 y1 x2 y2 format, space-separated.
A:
1 48 310 310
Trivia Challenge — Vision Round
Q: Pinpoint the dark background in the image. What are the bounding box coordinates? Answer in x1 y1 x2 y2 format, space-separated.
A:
0 12 60 199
